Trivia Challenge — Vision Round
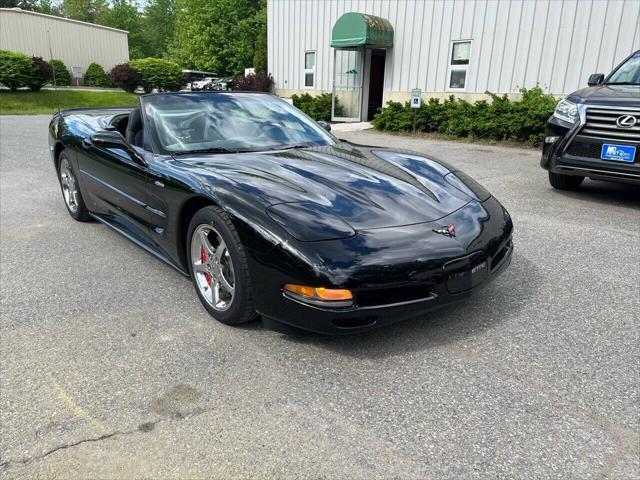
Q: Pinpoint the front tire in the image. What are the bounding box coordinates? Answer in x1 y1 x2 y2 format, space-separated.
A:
187 206 257 325
57 152 90 221
548 172 584 190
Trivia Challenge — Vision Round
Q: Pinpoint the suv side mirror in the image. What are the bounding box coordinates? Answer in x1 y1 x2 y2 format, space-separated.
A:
90 130 146 165
317 120 331 132
587 73 604 86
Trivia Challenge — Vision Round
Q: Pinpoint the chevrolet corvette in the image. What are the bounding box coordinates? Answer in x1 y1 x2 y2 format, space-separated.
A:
49 92 513 334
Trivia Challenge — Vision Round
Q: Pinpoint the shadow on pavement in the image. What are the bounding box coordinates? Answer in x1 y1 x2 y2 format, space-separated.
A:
549 181 640 209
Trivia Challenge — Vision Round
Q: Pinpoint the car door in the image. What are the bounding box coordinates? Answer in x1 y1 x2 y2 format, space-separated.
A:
75 123 154 245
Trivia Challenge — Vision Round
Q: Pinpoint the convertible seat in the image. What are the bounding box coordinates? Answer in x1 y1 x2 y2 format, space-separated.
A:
125 108 145 147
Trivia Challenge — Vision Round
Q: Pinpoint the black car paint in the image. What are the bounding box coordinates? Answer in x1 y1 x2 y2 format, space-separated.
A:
49 97 513 334
541 51 640 185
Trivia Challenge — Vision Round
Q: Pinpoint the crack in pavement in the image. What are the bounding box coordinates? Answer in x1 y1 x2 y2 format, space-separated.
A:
0 405 216 472
0 423 154 471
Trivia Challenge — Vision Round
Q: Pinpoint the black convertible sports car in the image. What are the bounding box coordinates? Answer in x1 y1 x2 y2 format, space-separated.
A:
49 92 513 334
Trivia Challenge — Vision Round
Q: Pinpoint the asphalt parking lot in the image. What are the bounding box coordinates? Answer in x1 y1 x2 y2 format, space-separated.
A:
1 115 639 479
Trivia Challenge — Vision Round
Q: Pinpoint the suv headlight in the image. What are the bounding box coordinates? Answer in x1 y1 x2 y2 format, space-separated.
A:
553 99 580 124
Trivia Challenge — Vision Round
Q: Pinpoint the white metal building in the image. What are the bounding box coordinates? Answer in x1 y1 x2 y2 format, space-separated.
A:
0 8 129 78
267 0 640 122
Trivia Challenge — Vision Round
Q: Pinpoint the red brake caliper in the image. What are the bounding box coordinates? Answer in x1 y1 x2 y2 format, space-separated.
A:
201 246 212 286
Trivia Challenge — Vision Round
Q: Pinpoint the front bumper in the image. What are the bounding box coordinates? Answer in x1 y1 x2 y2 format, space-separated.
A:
268 240 512 334
541 114 640 185
249 197 514 334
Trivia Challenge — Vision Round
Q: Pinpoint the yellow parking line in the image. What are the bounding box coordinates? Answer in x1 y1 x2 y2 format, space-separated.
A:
47 374 109 434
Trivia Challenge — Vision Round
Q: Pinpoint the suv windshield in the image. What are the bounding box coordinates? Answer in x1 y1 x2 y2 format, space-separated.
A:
606 52 640 85
141 92 336 154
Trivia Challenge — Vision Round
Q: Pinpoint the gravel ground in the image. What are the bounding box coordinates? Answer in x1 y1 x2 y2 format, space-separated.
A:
1 116 638 479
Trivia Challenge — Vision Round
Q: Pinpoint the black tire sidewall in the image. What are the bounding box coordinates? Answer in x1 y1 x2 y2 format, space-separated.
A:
187 206 254 325
57 152 90 221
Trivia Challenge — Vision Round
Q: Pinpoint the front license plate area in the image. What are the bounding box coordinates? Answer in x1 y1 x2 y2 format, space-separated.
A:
444 253 488 294
601 144 636 163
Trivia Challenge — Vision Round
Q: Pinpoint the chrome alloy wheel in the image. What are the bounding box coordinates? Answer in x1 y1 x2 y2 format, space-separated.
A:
59 157 79 213
191 224 235 311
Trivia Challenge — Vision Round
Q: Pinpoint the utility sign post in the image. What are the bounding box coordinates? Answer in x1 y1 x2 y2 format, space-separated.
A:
411 88 421 132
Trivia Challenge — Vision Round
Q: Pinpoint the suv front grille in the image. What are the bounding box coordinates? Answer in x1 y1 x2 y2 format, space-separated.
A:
566 141 601 159
581 107 640 141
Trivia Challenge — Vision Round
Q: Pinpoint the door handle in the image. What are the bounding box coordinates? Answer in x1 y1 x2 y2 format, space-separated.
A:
81 138 92 149
154 180 164 188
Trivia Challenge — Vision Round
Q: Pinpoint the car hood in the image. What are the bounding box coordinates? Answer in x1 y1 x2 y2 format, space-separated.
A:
175 143 486 233
568 84 640 107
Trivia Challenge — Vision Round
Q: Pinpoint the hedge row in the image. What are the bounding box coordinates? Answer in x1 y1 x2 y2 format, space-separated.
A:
0 50 54 91
1 50 185 93
291 93 343 122
372 87 558 145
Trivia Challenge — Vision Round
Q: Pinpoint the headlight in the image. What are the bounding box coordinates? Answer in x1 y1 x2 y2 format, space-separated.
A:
553 99 579 124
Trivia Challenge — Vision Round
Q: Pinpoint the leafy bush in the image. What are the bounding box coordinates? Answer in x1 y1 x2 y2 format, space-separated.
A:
129 58 184 92
372 87 558 146
109 63 141 92
50 59 71 86
0 50 34 91
28 57 53 91
84 63 112 88
229 72 274 92
291 93 343 122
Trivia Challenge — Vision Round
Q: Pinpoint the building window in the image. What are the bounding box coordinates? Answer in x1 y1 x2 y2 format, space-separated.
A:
304 51 315 88
448 41 471 90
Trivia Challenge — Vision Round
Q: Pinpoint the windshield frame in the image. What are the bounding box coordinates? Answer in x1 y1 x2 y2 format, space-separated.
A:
139 91 338 156
603 50 640 86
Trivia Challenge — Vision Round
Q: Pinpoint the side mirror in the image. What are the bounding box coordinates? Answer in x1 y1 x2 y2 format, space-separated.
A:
89 130 146 165
587 73 604 86
90 130 127 148
317 120 331 132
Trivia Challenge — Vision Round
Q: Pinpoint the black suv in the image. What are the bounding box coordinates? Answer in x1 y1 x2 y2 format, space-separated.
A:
541 50 640 189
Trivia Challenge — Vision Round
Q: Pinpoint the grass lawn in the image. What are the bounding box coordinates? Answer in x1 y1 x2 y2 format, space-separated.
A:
0 90 139 115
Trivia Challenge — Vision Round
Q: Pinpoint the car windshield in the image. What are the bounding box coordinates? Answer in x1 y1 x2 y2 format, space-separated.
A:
606 53 640 85
141 92 336 154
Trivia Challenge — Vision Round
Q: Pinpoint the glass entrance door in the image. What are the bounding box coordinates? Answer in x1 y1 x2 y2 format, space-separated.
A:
332 48 364 122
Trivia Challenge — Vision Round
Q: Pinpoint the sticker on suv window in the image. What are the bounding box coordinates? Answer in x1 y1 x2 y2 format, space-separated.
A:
601 144 636 163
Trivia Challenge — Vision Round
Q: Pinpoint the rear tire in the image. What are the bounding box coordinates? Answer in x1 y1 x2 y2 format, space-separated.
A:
57 152 90 222
187 206 257 325
548 172 584 190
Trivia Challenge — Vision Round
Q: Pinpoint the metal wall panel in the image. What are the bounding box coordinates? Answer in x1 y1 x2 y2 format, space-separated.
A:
0 9 129 74
268 0 640 97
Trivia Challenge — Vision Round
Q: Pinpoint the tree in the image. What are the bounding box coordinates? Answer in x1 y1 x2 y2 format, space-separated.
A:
61 0 108 23
0 0 60 14
97 0 147 58
253 6 267 74
170 0 265 76
143 0 176 58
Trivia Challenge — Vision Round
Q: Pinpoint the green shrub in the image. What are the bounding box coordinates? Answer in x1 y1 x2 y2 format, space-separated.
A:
28 57 53 91
84 63 112 88
0 50 34 91
291 93 342 122
129 58 184 93
50 59 71 86
372 87 558 146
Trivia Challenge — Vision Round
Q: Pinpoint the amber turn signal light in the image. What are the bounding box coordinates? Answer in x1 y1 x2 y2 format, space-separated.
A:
283 284 353 301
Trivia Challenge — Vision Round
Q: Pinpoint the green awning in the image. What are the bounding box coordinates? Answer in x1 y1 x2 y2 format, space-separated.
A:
330 12 393 49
